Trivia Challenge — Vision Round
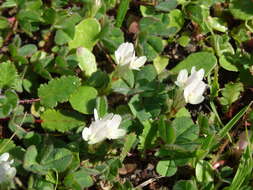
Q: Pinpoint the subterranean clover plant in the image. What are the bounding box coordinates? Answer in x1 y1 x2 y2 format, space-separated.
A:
0 0 253 189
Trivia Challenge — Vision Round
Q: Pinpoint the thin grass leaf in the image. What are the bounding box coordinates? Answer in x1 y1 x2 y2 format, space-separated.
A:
210 101 224 127
229 146 253 189
218 102 252 139
116 0 130 27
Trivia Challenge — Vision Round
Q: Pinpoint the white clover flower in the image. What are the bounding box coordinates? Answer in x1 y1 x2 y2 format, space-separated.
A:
115 42 146 70
175 66 207 105
0 153 16 184
82 109 126 144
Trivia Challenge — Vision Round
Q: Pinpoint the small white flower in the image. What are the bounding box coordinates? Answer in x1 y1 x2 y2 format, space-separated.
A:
175 67 207 105
82 109 126 144
115 42 146 70
0 153 16 184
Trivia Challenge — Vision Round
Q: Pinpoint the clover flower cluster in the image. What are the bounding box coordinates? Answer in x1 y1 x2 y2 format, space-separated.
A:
114 42 147 70
82 109 126 144
175 67 207 105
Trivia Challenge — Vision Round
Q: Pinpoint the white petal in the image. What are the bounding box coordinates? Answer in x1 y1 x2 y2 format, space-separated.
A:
88 134 106 144
130 56 147 70
115 43 126 64
191 66 196 74
184 78 200 97
196 81 207 94
7 167 16 179
88 127 108 144
188 95 204 104
86 120 108 144
196 68 205 80
103 113 114 121
175 69 188 87
105 114 125 139
184 81 206 105
183 88 190 103
186 67 205 87
185 72 199 86
0 153 9 162
94 109 99 121
190 67 204 80
107 114 122 129
107 128 126 139
82 127 92 141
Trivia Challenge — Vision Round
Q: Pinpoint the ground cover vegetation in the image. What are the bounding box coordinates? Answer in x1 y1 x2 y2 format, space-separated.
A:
0 0 253 189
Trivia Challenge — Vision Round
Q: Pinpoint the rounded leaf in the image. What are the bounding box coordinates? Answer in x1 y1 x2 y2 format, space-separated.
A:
70 86 98 114
173 180 197 190
64 169 93 189
156 160 177 177
68 18 101 50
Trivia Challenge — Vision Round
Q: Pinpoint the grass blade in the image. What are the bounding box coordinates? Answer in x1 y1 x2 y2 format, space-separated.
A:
116 0 130 27
218 102 252 139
